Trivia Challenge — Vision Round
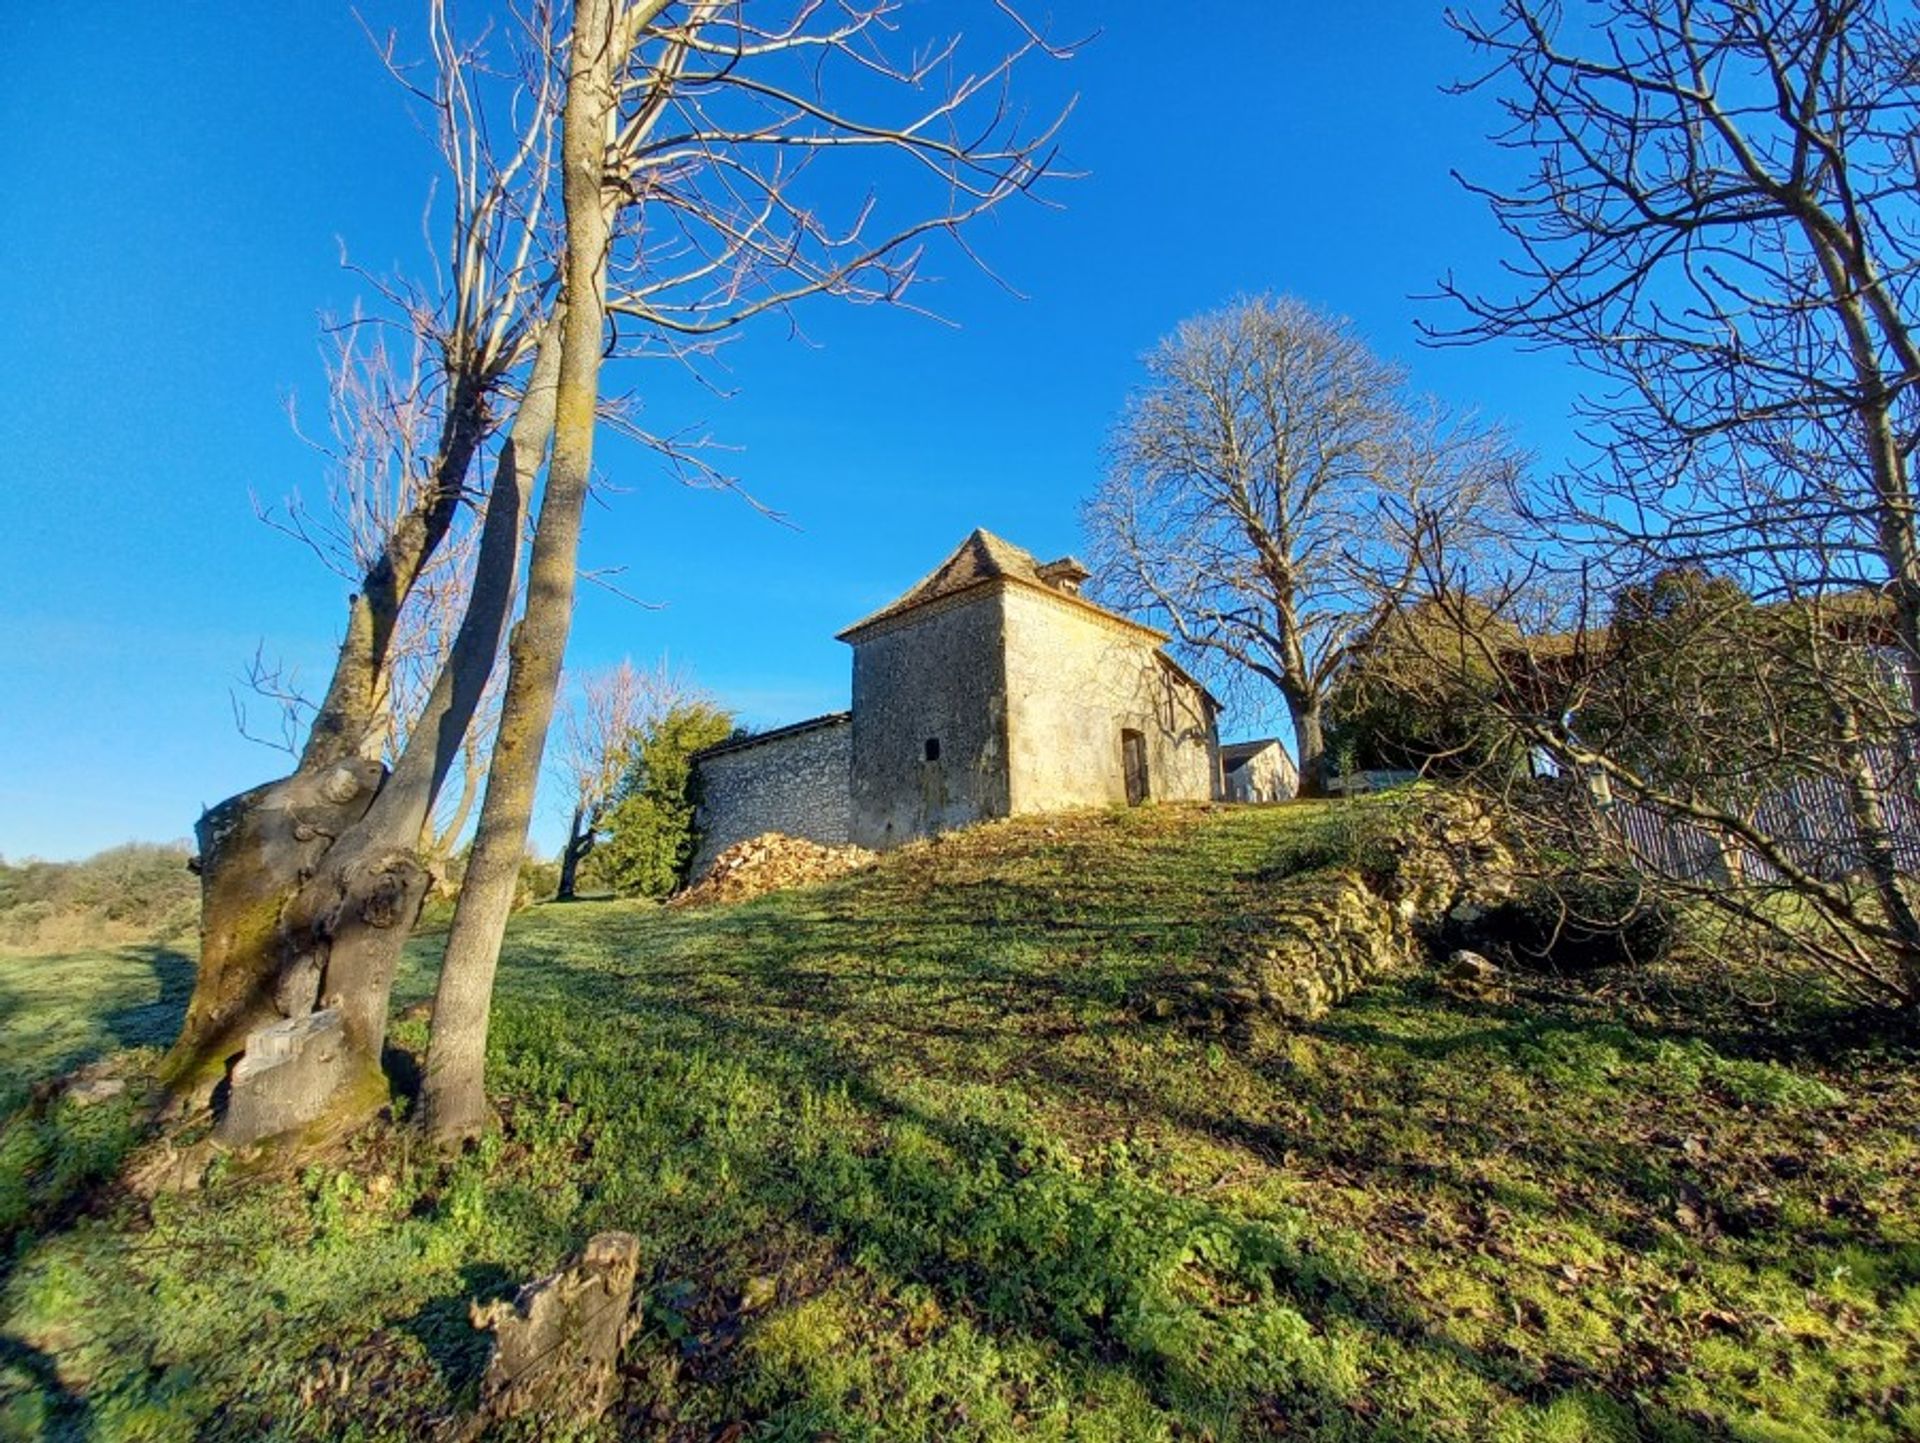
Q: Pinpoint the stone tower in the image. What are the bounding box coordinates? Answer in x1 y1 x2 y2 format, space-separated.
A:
836 529 1221 851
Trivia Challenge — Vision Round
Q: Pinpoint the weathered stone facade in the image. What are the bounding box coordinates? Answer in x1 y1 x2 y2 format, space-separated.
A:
1001 580 1219 814
688 713 851 877
1221 738 1298 803
846 588 1012 850
691 530 1229 873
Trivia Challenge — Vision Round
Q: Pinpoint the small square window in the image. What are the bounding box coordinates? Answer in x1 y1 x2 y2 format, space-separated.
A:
924 738 941 762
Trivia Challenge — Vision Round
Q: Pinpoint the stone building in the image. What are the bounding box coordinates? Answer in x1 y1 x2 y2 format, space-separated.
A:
1220 738 1298 803
688 529 1226 873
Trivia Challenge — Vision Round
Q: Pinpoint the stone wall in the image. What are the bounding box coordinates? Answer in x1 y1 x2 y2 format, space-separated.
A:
847 589 1010 850
999 582 1219 812
1225 743 1298 803
689 715 852 877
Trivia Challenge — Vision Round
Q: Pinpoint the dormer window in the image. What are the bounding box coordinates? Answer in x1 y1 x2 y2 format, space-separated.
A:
1035 556 1091 595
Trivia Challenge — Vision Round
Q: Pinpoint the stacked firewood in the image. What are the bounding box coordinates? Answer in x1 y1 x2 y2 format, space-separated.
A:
672 832 876 907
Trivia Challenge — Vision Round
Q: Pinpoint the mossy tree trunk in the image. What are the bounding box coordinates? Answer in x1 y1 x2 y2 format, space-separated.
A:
422 0 626 1144
162 333 561 1124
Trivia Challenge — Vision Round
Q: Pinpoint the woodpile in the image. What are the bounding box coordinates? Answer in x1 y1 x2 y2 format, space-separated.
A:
673 832 876 907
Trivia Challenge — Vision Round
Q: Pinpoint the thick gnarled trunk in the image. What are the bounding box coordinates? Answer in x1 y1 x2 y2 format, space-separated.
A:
162 759 387 1097
164 342 555 1141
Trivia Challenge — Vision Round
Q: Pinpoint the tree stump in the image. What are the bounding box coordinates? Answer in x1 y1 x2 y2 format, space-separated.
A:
214 1009 350 1147
458 1232 642 1436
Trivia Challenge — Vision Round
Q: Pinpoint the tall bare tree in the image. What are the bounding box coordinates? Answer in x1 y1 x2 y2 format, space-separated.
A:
164 6 562 1103
421 0 1075 1144
420 0 630 1144
1085 295 1517 794
1436 0 1920 700
166 0 1076 1148
1427 0 1920 1014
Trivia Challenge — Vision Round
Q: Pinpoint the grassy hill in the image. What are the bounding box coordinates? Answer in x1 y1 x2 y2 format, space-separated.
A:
2 798 1917 1441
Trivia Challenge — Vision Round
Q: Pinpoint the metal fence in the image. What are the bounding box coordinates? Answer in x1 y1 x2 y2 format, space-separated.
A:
1604 746 1920 884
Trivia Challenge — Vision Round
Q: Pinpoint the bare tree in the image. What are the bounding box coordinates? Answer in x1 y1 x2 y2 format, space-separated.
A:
169 0 1072 1146
420 0 631 1146
1085 295 1518 795
552 658 702 899
241 321 513 888
420 0 1077 1145
149 0 1078 1151
1425 0 1920 1013
1436 0 1920 697
163 6 562 1104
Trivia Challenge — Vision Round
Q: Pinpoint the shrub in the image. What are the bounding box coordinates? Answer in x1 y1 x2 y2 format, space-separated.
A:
1443 873 1678 972
589 703 736 897
0 843 197 951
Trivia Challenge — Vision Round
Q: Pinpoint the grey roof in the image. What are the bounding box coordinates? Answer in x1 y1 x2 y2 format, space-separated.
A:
691 711 850 762
835 528 1158 642
1220 738 1288 769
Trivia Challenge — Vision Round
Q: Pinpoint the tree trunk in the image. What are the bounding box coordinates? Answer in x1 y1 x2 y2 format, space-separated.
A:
162 343 555 1133
557 804 593 900
1290 695 1329 798
422 0 623 1145
160 759 385 1097
163 373 497 1100
301 380 490 770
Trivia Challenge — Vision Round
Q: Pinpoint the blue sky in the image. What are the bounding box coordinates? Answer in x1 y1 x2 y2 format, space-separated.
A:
0 3 1583 861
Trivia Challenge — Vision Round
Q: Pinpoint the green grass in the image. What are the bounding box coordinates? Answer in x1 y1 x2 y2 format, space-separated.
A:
2 797 1917 1441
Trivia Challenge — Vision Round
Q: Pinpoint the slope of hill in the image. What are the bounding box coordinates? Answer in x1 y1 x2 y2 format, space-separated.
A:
0 844 197 955
2 798 1916 1441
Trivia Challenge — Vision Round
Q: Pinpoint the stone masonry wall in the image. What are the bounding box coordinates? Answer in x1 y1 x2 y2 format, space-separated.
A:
689 717 852 877
1000 582 1219 812
847 588 1010 850
1226 744 1298 803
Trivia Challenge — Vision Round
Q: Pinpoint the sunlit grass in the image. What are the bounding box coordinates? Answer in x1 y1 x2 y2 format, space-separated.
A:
2 796 1916 1440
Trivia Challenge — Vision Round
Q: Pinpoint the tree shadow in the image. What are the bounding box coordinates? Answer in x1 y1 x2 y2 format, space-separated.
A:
100 945 196 1053
398 1260 517 1411
507 915 1735 1439
0 1334 90 1439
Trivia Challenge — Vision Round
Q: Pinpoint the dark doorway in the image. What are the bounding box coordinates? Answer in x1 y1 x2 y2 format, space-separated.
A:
1121 728 1149 806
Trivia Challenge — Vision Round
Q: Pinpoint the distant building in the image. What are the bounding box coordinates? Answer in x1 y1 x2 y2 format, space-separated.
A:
1220 738 1298 803
689 529 1224 874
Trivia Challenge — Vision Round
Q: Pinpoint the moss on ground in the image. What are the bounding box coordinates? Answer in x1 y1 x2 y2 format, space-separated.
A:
1 796 1916 1441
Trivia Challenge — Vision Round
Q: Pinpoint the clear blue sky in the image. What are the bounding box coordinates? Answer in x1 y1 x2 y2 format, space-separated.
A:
0 3 1582 861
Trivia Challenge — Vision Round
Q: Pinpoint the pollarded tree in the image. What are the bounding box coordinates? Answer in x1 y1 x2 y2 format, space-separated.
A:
164 6 563 1103
1085 295 1519 795
168 0 1078 1149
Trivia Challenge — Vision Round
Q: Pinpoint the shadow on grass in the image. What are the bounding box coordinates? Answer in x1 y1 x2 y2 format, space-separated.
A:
399 1260 517 1410
102 946 195 1053
0 1334 89 1438
493 903 1735 1439
0 944 194 1107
